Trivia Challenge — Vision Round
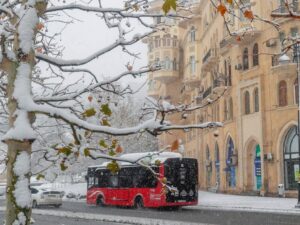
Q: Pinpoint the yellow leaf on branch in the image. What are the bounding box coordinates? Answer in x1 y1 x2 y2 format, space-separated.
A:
82 108 96 117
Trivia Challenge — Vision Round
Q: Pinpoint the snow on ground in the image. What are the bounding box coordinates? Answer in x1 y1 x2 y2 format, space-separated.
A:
193 191 300 215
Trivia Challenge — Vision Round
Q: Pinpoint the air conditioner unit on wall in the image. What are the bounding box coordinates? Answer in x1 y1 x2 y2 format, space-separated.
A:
235 64 242 70
266 39 277 47
264 153 273 161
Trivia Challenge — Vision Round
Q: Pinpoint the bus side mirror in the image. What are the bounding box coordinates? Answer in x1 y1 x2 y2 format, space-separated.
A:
85 175 88 182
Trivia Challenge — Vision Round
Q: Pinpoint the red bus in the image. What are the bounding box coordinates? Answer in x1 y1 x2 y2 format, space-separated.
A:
86 152 198 208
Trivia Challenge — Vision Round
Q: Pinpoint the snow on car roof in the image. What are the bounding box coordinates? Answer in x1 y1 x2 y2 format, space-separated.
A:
88 151 182 168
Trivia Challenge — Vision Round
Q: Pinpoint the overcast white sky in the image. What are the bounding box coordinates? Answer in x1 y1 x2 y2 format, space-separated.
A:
44 0 150 91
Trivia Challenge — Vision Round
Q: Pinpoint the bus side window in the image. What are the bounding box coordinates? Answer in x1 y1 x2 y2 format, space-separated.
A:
136 168 157 188
109 175 118 188
97 170 109 188
88 176 94 189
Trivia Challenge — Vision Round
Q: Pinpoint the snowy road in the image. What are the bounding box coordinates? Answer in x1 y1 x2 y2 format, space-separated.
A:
1 199 300 225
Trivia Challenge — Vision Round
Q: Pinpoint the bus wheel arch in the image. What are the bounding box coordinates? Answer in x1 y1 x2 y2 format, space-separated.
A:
96 195 105 206
133 195 144 209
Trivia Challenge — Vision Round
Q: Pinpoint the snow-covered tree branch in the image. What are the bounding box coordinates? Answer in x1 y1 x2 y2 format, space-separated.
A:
0 0 224 224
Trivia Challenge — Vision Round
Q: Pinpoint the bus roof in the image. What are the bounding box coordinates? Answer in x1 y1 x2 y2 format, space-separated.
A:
88 151 182 168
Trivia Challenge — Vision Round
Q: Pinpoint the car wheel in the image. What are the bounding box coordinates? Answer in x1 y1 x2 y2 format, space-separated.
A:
32 200 37 208
96 196 105 207
54 204 61 208
134 196 144 209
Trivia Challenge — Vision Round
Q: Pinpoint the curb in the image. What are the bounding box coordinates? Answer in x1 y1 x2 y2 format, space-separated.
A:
0 207 213 225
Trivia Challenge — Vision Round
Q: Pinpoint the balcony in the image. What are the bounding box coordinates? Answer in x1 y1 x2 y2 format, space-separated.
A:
220 27 261 50
219 38 228 49
271 52 297 78
202 48 219 72
152 69 179 83
184 76 201 89
271 3 299 23
212 78 225 95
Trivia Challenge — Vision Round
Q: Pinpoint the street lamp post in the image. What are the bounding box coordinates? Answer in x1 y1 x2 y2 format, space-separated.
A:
279 39 300 208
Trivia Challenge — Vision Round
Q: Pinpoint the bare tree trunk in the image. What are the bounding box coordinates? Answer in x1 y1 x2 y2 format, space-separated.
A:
4 58 33 225
5 141 32 225
3 1 48 223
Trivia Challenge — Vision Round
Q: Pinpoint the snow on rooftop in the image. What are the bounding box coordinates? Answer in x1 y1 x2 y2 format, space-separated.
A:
89 151 182 168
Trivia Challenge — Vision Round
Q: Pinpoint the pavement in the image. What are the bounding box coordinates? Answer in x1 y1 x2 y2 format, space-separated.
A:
192 190 300 215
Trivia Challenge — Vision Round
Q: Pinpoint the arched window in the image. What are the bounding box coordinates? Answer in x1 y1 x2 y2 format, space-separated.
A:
164 56 171 70
206 145 212 187
163 34 171 47
244 91 250 114
173 58 177 70
283 126 300 190
294 78 299 104
190 56 196 73
279 80 288 107
254 88 259 112
154 57 160 67
224 99 228 121
216 104 219 121
173 35 178 47
253 43 259 66
190 26 196 42
226 137 236 187
214 143 219 162
154 36 160 48
206 146 210 160
149 41 153 52
243 48 249 70
228 61 232 86
228 97 233 119
215 142 220 185
162 35 166 47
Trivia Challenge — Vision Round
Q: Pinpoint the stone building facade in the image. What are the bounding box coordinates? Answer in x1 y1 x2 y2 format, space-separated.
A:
146 0 300 196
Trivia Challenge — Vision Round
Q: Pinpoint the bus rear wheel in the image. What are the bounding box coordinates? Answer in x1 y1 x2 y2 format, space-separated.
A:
134 196 144 209
96 196 105 207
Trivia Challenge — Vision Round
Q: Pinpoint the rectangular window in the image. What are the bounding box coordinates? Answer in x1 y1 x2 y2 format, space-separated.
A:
291 27 298 37
279 32 285 48
190 56 196 74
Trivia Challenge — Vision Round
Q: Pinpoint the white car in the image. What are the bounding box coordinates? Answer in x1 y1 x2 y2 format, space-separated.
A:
31 187 62 208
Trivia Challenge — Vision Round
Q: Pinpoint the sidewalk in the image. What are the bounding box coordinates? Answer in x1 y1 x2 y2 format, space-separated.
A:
192 191 300 215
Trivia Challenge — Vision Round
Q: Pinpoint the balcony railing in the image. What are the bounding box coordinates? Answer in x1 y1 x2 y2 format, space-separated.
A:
202 86 212 99
202 48 219 72
271 51 298 67
213 79 222 88
202 49 211 64
271 2 299 15
219 39 228 49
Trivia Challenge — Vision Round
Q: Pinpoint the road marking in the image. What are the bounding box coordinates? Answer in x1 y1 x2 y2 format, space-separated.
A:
0 206 213 225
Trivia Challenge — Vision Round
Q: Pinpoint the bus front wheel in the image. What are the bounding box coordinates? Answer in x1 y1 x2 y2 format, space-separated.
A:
134 196 144 209
96 196 105 207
